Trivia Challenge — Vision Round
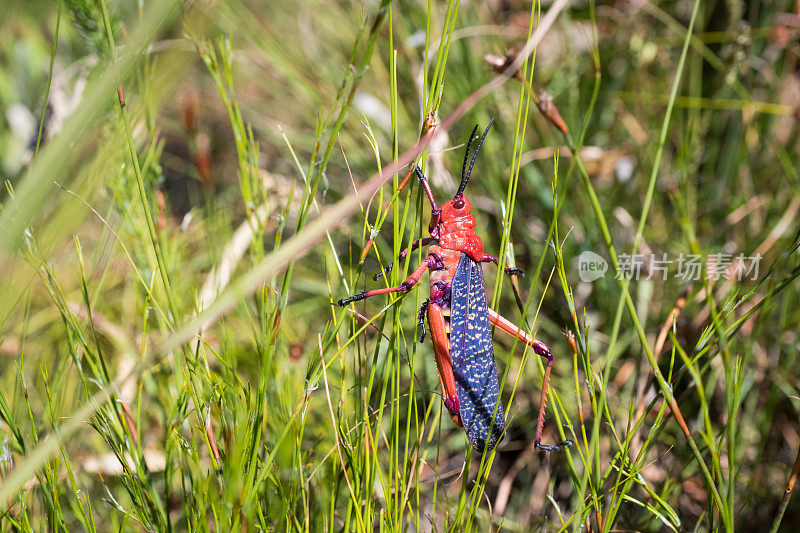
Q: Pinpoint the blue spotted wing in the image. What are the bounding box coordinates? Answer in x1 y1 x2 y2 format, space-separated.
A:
449 253 506 451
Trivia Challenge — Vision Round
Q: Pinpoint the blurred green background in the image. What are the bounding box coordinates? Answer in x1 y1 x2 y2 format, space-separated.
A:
1 0 800 530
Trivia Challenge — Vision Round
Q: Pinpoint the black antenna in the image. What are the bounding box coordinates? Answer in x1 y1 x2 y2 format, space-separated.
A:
456 117 494 198
460 124 479 185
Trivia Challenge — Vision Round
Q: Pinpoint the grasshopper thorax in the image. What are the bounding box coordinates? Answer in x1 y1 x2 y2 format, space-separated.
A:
434 195 484 261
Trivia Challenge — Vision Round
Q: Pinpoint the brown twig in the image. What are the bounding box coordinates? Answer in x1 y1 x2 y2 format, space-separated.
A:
359 110 439 262
769 440 800 533
484 50 571 136
631 284 693 445
205 405 221 465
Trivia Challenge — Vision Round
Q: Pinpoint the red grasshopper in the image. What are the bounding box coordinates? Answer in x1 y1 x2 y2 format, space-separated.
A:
338 120 571 453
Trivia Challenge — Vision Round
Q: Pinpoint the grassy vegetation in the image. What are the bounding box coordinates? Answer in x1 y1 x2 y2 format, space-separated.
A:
2 0 800 530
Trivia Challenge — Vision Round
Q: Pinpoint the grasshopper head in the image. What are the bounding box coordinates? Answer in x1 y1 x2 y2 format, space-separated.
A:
426 119 493 239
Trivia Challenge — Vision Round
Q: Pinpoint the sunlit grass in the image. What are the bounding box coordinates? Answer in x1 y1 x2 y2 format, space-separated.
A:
2 0 800 531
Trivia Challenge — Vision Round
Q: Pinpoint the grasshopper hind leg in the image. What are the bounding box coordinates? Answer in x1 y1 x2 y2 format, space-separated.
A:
486 308 573 453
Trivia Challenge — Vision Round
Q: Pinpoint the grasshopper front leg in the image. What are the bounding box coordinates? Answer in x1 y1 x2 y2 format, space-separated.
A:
480 254 525 277
373 237 438 281
337 255 435 306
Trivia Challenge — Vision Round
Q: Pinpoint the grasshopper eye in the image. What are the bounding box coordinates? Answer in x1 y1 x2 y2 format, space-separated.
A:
452 196 465 209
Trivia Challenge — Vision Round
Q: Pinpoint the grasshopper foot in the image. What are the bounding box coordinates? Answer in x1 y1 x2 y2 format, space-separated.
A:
337 293 367 306
373 263 393 281
534 439 573 453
